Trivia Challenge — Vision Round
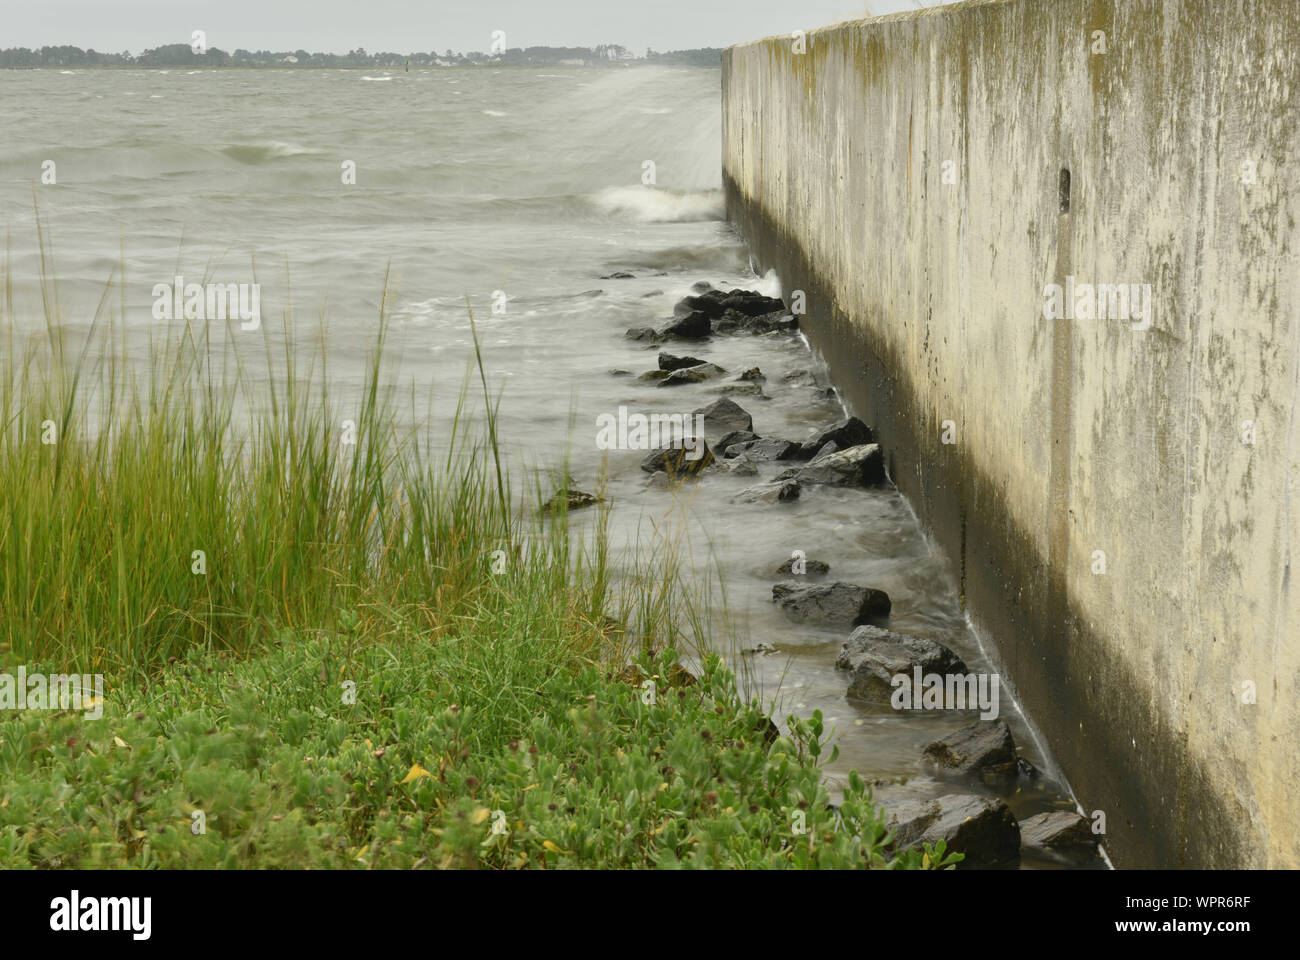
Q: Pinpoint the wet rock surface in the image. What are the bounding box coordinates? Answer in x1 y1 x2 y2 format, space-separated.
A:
885 794 1021 868
775 556 830 577
734 479 801 504
836 626 967 703
776 443 885 487
1019 811 1102 862
799 416 873 456
724 437 802 460
693 398 753 435
659 362 725 386
772 581 891 626
922 720 1034 785
640 440 714 476
658 352 706 371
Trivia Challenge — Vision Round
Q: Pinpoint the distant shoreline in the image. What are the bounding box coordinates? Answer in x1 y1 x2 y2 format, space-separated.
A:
1 63 721 70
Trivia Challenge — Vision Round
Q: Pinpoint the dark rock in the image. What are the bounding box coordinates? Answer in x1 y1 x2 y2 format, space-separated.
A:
692 398 753 434
736 367 766 383
774 557 830 577
640 439 714 476
772 581 891 626
600 271 635 279
747 309 799 334
543 489 601 513
637 369 670 382
658 352 706 371
886 795 1020 868
659 363 725 386
922 721 1027 785
836 625 967 703
689 280 714 294
800 417 874 457
809 441 839 462
721 455 759 477
1019 812 1101 860
625 327 661 343
659 310 711 340
675 288 786 320
714 382 765 397
782 368 818 386
776 443 885 487
716 430 759 453
713 308 798 335
733 480 800 504
640 289 663 298
724 438 802 461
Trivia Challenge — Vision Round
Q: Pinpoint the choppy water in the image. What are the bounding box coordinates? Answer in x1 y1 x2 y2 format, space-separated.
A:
0 66 1096 867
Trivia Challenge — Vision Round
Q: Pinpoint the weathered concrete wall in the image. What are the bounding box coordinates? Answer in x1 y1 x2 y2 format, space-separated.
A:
723 0 1300 868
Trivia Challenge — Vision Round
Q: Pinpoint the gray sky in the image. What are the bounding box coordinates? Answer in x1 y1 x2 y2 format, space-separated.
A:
8 0 955 55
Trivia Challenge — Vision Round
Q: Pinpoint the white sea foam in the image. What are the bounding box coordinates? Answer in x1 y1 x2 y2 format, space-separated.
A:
590 186 723 223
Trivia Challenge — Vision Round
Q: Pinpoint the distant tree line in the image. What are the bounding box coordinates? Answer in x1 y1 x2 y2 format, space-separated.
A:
0 43 722 68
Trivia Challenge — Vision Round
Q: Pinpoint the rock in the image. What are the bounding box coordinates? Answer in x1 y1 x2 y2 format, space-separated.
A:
836 625 967 703
736 367 766 383
659 311 711 340
782 368 818 386
724 438 802 461
689 280 714 294
800 417 874 456
885 795 1020 868
774 557 830 577
600 271 635 279
776 443 885 487
637 369 670 382
644 470 673 490
747 310 798 334
809 441 839 462
640 289 663 298
659 363 725 386
675 288 786 319
658 352 706 371
608 368 632 377
922 721 1027 785
772 581 891 626
640 439 714 476
714 382 764 397
625 327 661 343
692 397 753 434
733 480 800 504
713 308 798 335
1019 812 1100 860
542 489 601 513
716 430 759 453
721 455 759 477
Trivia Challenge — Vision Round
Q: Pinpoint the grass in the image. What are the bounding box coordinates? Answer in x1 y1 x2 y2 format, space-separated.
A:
0 252 960 869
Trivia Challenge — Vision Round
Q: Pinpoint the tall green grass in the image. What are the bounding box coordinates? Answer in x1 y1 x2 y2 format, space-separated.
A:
0 254 704 682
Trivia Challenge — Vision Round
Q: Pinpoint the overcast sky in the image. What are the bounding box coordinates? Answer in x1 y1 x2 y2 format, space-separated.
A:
8 0 958 54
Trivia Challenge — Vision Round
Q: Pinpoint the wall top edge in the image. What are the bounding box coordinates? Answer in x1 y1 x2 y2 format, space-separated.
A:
722 0 1021 52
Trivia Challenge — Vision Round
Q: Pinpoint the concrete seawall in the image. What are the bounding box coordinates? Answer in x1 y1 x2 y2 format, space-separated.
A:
722 0 1300 867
